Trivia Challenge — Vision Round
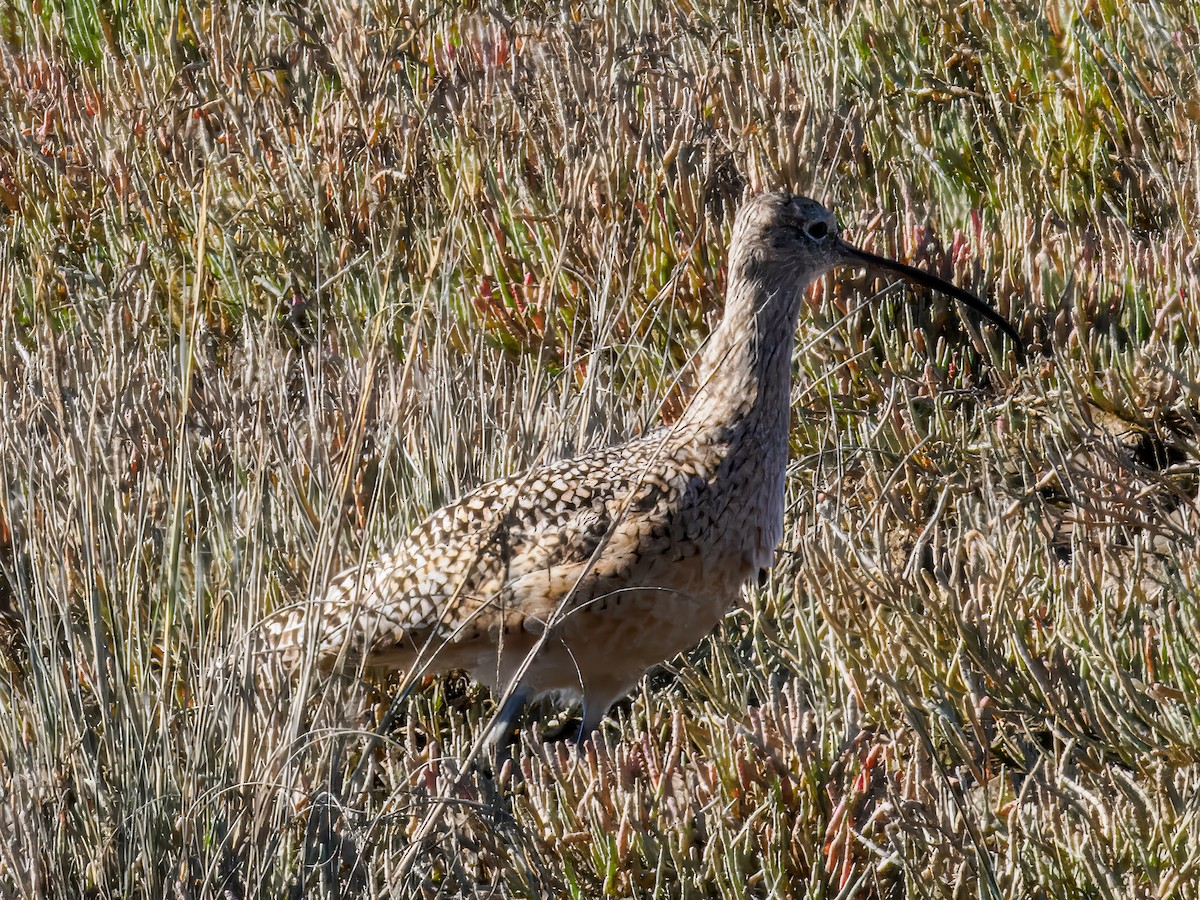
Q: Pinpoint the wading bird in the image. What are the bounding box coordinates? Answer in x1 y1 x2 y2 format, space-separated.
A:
270 192 1019 747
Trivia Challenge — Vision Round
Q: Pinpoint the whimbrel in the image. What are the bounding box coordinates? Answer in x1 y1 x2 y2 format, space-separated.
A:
270 193 1019 745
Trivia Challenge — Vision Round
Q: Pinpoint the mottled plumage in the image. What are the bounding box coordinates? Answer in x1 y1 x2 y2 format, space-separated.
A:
268 193 1018 742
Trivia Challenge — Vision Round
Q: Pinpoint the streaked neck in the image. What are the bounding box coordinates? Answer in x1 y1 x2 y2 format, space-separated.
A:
680 257 811 436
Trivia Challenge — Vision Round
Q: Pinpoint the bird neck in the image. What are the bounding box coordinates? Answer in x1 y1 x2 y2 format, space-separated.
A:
679 258 811 440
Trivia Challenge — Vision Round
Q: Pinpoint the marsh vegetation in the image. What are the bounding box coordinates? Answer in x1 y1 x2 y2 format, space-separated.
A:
1 1 1199 896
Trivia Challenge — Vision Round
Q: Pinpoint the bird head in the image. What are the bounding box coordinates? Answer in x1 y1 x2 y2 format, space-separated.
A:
731 192 1021 347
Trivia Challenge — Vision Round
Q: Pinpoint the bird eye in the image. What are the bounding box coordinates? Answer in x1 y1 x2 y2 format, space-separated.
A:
806 221 829 240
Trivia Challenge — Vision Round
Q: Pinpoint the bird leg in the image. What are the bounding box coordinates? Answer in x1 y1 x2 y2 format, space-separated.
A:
483 684 532 761
576 709 599 749
576 690 621 750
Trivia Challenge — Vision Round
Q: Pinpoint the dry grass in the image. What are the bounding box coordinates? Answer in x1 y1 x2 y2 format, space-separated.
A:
1 0 1200 896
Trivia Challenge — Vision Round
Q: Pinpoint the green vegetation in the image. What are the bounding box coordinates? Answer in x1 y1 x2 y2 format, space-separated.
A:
1 0 1198 896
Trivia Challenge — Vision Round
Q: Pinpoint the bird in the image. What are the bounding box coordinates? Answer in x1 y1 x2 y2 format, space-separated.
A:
268 192 1019 747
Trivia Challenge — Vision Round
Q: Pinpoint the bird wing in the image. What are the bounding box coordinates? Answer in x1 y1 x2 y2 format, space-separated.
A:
269 439 683 667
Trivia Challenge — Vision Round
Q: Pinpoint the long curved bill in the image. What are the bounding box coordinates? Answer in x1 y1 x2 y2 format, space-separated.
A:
836 240 1021 347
